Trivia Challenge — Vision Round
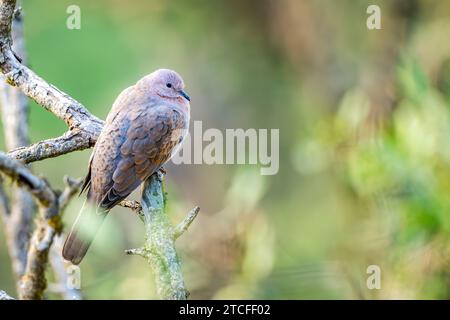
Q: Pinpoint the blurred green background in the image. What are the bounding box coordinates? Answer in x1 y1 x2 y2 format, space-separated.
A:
1 0 450 299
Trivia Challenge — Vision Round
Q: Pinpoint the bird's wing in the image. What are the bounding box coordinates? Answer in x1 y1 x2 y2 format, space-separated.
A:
80 85 136 197
92 101 186 210
79 149 95 195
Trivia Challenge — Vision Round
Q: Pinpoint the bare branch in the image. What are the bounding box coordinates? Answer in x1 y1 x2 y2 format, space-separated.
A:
0 151 59 299
174 206 200 239
8 130 94 164
126 171 190 300
20 211 60 300
0 36 103 137
0 0 87 300
1 0 102 157
4 63 104 136
0 175 9 217
0 152 55 212
20 175 81 300
58 175 82 211
49 235 83 300
0 0 34 284
0 1 15 45
0 157 83 300
0 9 27 152
48 177 83 300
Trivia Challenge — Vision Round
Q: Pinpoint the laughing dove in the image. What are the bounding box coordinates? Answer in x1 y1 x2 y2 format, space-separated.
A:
63 69 191 265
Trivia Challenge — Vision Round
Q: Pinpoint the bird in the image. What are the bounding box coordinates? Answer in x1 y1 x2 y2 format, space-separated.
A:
62 69 191 265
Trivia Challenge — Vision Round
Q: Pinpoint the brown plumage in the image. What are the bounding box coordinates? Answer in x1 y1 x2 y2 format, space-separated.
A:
63 69 191 265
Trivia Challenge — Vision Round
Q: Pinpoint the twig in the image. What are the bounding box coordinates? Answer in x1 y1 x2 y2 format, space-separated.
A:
58 175 82 210
119 199 144 220
119 199 142 212
174 206 200 239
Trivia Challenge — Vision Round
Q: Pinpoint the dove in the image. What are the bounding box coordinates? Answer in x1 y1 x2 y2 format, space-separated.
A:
62 69 191 265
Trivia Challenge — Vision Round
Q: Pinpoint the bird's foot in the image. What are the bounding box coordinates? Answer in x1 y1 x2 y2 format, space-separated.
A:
159 167 167 175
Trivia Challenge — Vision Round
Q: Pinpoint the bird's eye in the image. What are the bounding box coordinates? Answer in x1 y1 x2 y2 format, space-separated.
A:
166 83 172 88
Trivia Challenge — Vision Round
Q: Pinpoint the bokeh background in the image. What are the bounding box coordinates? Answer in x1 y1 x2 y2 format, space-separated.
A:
1 0 450 299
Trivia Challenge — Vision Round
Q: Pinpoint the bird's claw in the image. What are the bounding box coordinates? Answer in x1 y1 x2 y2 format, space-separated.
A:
159 167 167 175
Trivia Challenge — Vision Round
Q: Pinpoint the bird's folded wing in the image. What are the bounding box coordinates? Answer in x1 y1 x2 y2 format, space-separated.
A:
92 102 186 210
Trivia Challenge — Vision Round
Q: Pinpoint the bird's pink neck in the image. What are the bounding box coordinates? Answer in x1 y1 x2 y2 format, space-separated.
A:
158 94 190 113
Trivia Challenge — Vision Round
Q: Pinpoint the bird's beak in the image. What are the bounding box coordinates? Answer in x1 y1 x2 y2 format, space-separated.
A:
179 90 191 101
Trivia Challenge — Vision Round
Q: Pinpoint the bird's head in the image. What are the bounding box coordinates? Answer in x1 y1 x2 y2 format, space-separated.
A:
138 69 190 104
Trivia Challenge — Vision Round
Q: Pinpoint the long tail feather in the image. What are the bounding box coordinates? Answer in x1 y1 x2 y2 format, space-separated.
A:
62 201 106 265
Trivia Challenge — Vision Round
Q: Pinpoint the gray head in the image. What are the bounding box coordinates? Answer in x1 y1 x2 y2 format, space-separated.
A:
138 68 190 103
